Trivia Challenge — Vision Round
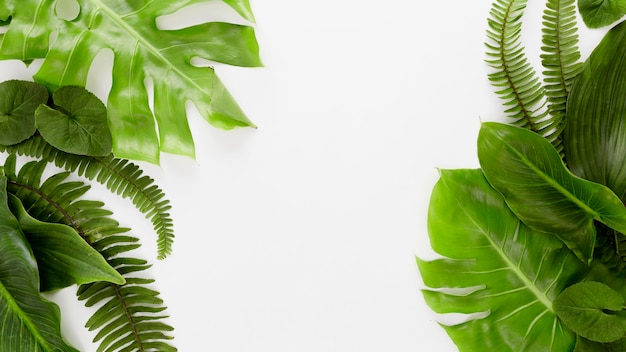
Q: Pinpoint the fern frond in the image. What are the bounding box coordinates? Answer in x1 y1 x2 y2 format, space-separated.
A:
2 155 176 351
540 0 583 156
486 0 549 131
0 135 174 259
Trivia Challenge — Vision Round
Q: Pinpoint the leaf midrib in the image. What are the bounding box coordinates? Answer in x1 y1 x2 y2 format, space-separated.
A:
88 0 211 98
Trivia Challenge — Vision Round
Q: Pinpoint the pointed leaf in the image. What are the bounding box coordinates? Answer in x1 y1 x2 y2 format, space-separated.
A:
35 85 112 156
577 0 626 28
7 193 124 292
0 0 261 163
478 122 626 263
564 20 626 200
0 80 48 145
418 169 586 351
554 281 626 343
0 176 78 351
223 0 256 22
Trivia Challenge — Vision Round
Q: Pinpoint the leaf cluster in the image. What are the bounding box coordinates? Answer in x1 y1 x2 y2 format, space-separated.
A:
419 1 626 351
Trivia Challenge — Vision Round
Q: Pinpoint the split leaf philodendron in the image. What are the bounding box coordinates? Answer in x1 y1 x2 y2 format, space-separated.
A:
0 0 262 164
419 1 626 351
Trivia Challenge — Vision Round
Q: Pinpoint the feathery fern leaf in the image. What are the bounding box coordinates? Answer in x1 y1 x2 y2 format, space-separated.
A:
486 0 550 133
1 155 176 351
540 0 583 156
0 135 174 259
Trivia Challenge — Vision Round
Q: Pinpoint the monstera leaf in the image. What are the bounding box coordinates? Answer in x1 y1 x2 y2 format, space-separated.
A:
0 176 77 351
0 0 261 164
417 169 587 351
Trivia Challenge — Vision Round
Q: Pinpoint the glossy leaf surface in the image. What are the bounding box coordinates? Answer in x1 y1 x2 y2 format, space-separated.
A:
0 80 48 145
0 0 261 163
478 122 626 263
577 0 626 28
0 176 77 351
417 169 585 351
8 193 124 292
564 20 626 200
35 85 112 156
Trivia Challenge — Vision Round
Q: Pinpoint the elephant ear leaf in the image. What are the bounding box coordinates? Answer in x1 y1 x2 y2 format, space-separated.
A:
564 20 626 199
577 0 626 28
0 0 261 164
417 169 586 351
478 122 626 264
0 176 77 351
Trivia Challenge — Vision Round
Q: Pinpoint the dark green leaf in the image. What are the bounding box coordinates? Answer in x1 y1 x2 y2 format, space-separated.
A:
7 193 124 291
0 176 78 351
35 85 112 156
577 0 626 28
564 20 626 200
417 169 585 351
0 80 48 145
478 122 626 263
575 335 626 351
554 281 626 343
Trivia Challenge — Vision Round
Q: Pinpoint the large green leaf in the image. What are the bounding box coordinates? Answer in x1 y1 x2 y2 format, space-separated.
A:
478 122 626 263
0 0 261 164
564 20 626 200
577 0 626 28
0 176 77 351
7 193 125 292
417 169 585 351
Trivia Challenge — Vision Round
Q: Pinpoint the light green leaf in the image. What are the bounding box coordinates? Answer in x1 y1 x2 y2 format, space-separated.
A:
0 80 48 145
35 85 112 156
577 0 626 28
417 169 586 351
554 281 626 343
223 0 256 22
0 0 261 163
478 122 626 263
7 193 124 292
0 176 78 352
564 20 626 200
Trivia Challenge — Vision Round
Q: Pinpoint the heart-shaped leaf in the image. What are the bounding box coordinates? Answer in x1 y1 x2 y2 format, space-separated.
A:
478 122 626 263
577 0 626 28
0 176 78 351
0 80 48 145
35 85 112 156
555 281 626 343
7 193 124 292
417 169 586 351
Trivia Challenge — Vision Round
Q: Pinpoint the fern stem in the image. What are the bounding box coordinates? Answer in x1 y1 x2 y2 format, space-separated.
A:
113 283 145 351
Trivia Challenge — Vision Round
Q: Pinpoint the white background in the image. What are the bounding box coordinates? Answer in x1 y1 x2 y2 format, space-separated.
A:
0 1 611 351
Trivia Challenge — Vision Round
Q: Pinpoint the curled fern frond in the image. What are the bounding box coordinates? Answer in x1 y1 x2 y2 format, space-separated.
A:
486 0 549 132
541 0 583 156
2 155 176 351
1 135 174 259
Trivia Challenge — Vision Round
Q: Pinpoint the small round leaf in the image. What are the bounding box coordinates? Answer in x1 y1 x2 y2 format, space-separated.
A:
554 281 626 343
0 80 48 145
35 86 112 156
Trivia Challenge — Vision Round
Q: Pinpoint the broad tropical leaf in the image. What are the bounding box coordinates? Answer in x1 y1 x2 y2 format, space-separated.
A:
563 20 626 200
417 169 585 351
0 0 262 163
577 0 626 28
0 176 78 352
478 122 626 263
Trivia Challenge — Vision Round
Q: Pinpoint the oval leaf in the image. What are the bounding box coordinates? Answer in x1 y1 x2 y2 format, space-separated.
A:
578 0 626 28
35 85 112 156
554 281 626 343
7 194 125 291
478 122 626 263
0 79 48 145
0 176 78 351
417 169 586 351
564 20 626 200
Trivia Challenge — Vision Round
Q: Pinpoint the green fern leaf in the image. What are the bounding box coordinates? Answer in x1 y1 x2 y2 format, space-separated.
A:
3 155 176 351
1 135 174 259
486 0 549 133
540 0 583 156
